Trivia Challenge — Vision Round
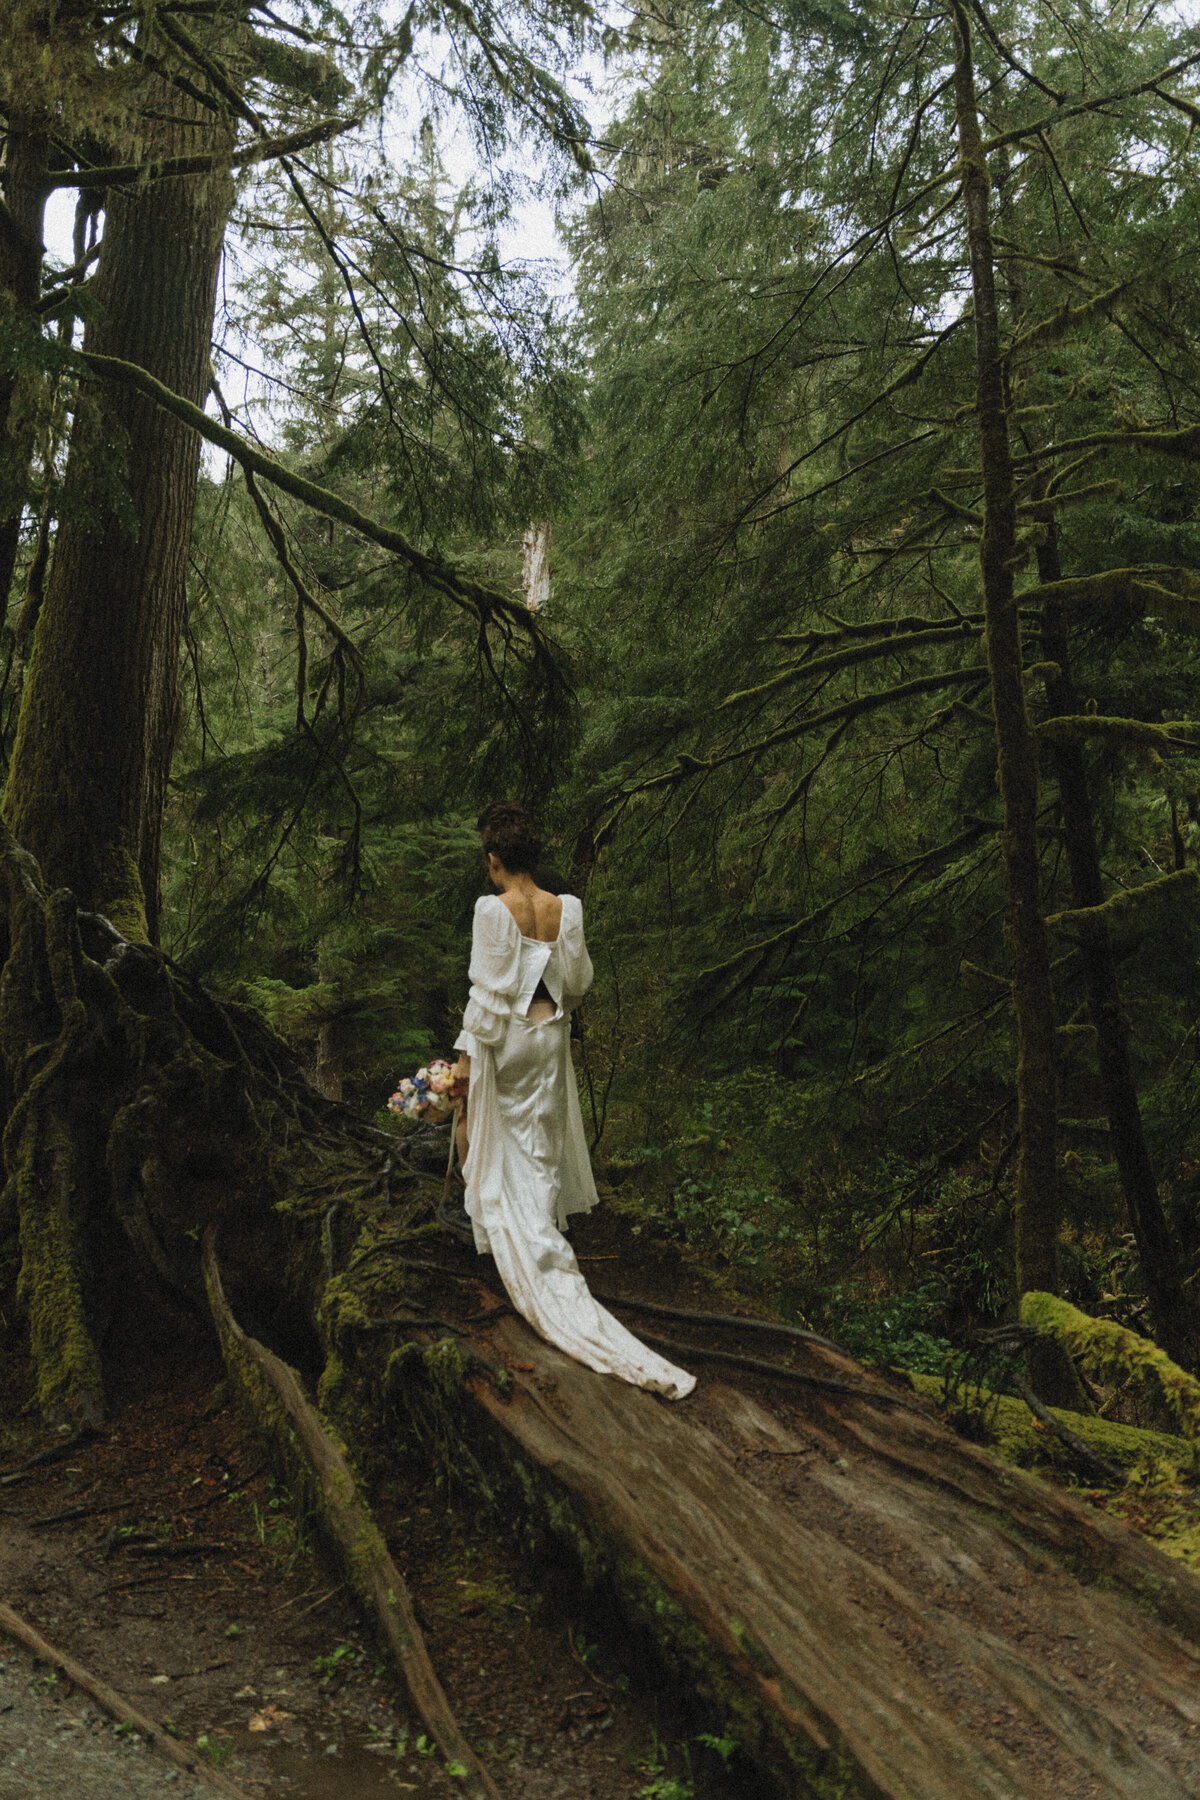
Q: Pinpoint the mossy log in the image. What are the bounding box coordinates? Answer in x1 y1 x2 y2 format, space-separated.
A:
200 1231 500 1800
367 1294 1200 1800
1022 1292 1200 1442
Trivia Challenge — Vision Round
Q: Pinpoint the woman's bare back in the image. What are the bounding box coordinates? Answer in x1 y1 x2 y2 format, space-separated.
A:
498 888 562 943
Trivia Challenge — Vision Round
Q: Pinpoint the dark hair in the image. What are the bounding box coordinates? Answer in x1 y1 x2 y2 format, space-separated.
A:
477 802 542 874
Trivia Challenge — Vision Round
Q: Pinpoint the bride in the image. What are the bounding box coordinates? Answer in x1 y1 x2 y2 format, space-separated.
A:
449 803 695 1401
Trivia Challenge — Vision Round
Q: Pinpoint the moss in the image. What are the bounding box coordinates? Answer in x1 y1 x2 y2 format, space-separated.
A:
318 1273 375 1344
1020 1292 1200 1442
90 842 149 945
11 1130 104 1423
423 1336 470 1399
910 1370 1193 1472
317 1351 345 1412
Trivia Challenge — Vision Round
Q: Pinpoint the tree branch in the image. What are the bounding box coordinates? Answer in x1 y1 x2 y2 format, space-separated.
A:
50 114 360 190
719 622 983 713
1047 868 1199 930
1036 714 1200 752
698 821 995 984
625 666 990 798
79 352 558 666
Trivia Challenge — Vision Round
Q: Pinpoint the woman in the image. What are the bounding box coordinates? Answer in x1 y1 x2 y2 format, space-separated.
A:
450 804 695 1401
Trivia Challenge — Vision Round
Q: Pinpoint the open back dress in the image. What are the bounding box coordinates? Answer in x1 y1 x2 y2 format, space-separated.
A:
453 893 695 1400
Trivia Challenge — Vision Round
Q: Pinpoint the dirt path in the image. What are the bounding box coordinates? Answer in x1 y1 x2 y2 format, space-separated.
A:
0 1298 748 1800
0 1639 212 1800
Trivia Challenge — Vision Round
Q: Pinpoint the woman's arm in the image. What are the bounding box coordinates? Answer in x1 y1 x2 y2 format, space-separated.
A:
454 897 521 1047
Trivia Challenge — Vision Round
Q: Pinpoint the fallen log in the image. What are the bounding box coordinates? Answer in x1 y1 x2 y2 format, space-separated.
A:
0 1599 252 1799
200 1231 501 1800
370 1300 1200 1800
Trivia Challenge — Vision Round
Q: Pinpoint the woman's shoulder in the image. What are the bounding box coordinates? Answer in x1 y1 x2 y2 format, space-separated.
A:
557 893 585 932
473 893 519 931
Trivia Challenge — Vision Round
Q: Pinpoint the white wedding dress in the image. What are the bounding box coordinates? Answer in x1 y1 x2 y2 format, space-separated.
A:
453 894 695 1401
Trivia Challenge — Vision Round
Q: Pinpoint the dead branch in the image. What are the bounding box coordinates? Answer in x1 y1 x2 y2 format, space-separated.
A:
0 1600 253 1798
201 1231 501 1800
51 114 361 190
1010 1376 1127 1488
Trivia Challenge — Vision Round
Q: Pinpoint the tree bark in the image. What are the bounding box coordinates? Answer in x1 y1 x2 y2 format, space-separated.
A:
0 112 51 614
950 3 1083 1406
3 86 233 942
1037 517 1200 1369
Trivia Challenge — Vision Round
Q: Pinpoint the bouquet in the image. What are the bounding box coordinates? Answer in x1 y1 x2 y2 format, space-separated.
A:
388 1059 457 1121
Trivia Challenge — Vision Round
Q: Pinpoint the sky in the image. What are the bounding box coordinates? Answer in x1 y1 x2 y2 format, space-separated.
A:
40 10 630 453
42 11 628 285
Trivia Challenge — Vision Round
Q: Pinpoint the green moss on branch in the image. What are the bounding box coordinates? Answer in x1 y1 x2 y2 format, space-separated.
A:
1020 1292 1200 1443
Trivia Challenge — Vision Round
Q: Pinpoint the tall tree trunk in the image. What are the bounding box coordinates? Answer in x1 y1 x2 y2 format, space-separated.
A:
950 3 1082 1405
1037 517 1200 1369
0 113 50 614
3 90 233 942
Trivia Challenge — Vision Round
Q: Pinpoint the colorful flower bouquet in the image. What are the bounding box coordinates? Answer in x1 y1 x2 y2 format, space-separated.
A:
388 1059 456 1121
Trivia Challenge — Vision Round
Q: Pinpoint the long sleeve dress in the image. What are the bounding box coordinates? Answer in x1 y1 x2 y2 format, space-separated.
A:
453 894 695 1401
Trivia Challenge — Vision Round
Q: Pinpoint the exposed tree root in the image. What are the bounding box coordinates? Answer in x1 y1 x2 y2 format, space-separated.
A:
631 1327 937 1414
0 1425 99 1485
0 1599 253 1798
595 1288 849 1354
201 1229 501 1800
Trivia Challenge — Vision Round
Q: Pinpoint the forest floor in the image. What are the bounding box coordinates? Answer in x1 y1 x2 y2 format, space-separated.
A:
0 1200 756 1800
4 1178 1199 1800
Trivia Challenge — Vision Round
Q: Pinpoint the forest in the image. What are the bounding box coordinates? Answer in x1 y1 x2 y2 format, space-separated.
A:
6 2 1200 1797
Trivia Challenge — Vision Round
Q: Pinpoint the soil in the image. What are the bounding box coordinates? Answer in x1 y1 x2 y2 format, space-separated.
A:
0 1202 755 1800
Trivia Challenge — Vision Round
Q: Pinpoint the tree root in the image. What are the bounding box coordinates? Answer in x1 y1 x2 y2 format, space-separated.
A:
201 1229 501 1800
634 1328 938 1415
1010 1373 1128 1488
0 1424 99 1485
595 1289 850 1355
0 1599 253 1799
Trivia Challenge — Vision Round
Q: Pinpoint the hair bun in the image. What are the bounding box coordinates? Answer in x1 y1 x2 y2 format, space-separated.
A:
477 802 542 874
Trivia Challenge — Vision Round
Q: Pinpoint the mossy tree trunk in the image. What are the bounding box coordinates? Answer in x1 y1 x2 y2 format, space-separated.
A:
0 55 237 1420
2 82 234 944
1037 516 1200 1371
0 109 51 615
950 3 1082 1406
